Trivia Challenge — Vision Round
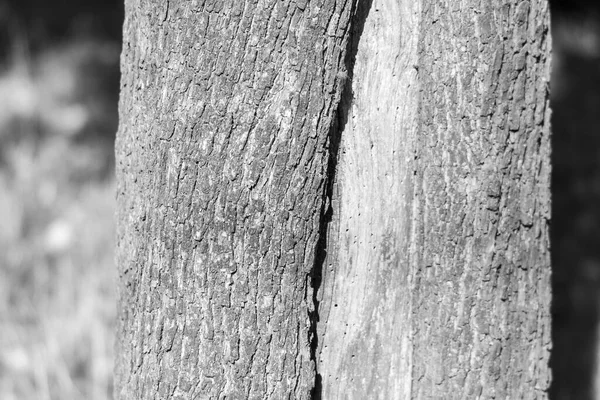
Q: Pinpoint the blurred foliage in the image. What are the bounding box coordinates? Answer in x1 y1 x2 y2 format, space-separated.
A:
0 1 123 49
0 2 121 400
550 1 600 400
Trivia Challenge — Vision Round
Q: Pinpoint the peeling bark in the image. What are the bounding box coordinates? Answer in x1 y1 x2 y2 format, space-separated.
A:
318 0 551 398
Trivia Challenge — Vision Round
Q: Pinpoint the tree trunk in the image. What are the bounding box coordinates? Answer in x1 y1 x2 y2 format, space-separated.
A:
115 0 356 398
317 1 552 398
116 0 551 399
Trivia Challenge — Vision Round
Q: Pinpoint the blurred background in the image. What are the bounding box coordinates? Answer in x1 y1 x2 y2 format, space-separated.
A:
552 1 600 399
0 1 122 399
0 0 598 399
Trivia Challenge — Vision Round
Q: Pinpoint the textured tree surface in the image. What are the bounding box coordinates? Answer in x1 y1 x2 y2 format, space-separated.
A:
115 0 355 398
316 0 419 398
412 2 551 398
116 0 552 398
318 0 552 398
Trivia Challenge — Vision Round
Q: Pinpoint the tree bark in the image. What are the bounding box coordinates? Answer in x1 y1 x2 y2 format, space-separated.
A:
116 0 552 399
412 2 551 397
115 0 355 398
318 1 552 398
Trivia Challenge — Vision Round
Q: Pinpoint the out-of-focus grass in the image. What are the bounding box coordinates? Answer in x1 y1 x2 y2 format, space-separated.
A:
0 38 119 400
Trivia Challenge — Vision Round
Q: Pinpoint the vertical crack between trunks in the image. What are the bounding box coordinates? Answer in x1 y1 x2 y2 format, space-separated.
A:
309 1 373 398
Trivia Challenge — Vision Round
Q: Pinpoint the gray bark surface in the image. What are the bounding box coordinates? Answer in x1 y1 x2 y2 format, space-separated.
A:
115 0 354 398
116 0 552 399
412 2 551 398
318 1 552 399
316 1 419 398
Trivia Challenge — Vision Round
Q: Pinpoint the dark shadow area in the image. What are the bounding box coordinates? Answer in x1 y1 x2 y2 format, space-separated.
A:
0 1 123 173
550 1 600 399
0 0 123 49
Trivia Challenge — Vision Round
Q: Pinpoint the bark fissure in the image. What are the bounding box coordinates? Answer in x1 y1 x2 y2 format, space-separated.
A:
309 80 347 400
316 1 420 397
309 2 372 398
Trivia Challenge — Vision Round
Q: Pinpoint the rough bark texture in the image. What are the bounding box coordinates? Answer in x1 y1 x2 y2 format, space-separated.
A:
413 2 551 398
318 0 552 398
115 0 355 398
116 0 552 398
